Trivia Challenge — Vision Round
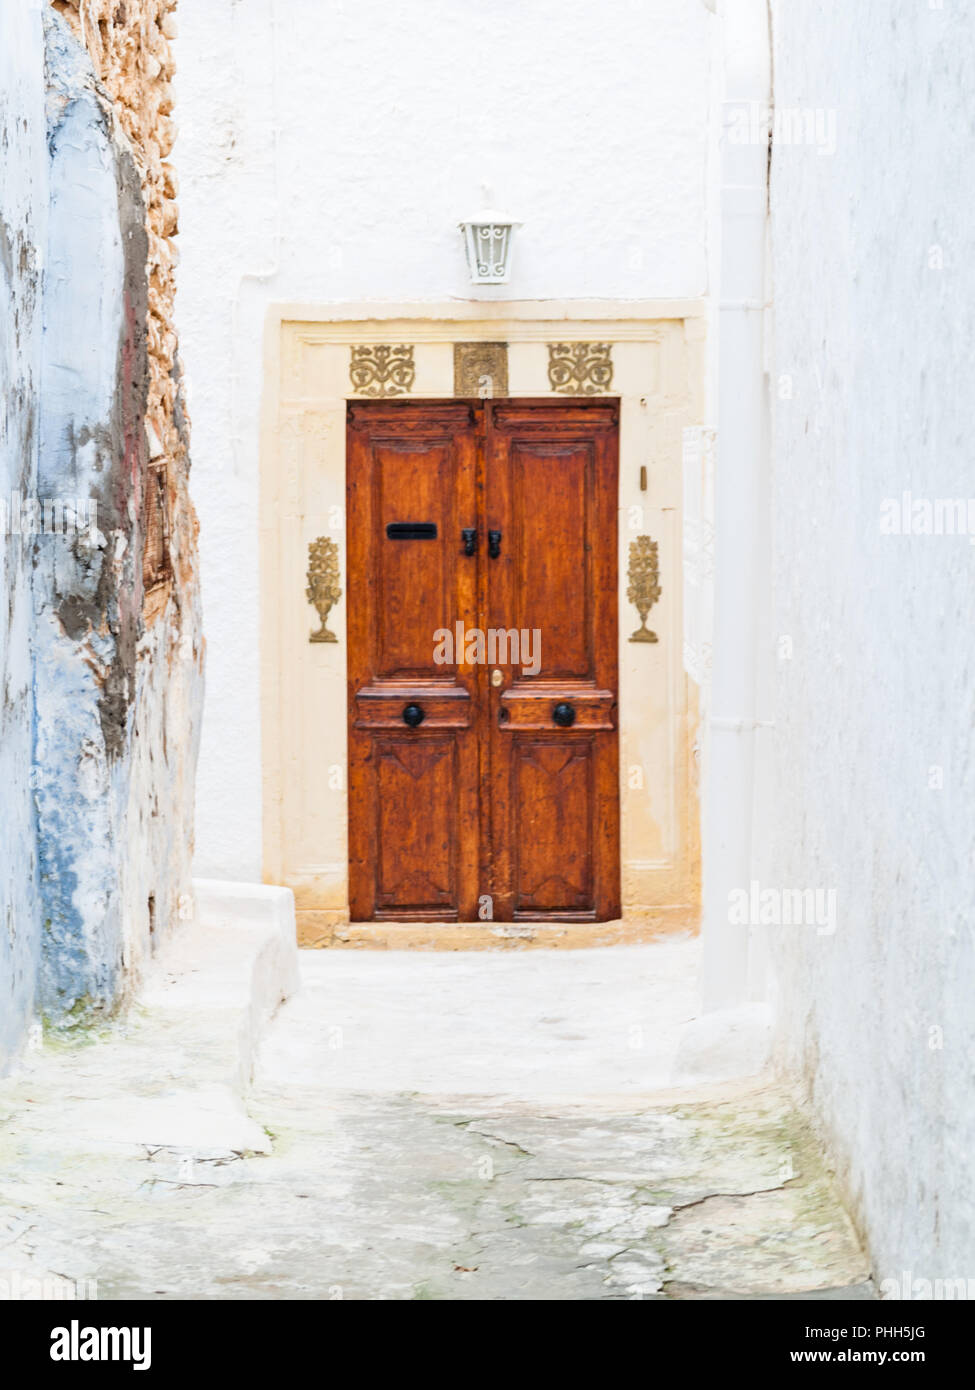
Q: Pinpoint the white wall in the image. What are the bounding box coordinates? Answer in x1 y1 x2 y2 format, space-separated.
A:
173 0 714 880
764 0 975 1282
0 0 46 1072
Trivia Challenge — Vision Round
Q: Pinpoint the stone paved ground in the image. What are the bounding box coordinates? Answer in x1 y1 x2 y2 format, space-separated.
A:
0 943 874 1300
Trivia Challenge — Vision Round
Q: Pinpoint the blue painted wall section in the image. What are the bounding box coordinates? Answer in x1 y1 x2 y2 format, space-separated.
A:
1 10 202 1067
34 15 149 1021
0 3 46 1071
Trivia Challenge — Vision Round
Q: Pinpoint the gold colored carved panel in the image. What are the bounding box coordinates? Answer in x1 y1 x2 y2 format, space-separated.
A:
349 344 415 397
547 342 614 395
627 535 661 642
307 536 342 642
453 342 509 397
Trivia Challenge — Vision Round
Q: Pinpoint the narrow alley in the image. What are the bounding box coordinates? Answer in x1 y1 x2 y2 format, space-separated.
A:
0 936 870 1301
1 0 972 1346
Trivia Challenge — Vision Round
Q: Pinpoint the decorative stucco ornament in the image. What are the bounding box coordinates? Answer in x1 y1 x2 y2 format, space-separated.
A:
349 345 415 397
547 342 614 395
306 536 342 643
627 535 662 643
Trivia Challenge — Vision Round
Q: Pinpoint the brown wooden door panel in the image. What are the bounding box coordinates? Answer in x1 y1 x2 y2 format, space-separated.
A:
347 402 481 920
508 442 595 678
348 729 480 920
348 402 479 682
374 735 470 914
485 400 620 922
499 688 615 730
511 738 595 915
347 398 619 924
373 440 469 678
355 685 473 728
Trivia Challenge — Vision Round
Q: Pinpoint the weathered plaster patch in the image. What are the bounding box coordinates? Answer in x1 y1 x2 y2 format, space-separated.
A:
0 1 46 1074
26 10 203 1034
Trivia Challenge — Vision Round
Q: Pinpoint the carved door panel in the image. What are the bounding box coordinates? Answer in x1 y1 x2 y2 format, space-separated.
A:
347 402 481 921
484 401 620 921
347 399 619 922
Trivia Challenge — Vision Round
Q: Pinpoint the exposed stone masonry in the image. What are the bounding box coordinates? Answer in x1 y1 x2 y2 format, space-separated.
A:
51 0 192 613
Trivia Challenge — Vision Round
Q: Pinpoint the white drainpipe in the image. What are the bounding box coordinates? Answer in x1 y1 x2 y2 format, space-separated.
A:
700 0 771 1010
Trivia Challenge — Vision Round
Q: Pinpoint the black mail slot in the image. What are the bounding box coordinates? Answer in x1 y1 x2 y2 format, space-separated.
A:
386 522 438 540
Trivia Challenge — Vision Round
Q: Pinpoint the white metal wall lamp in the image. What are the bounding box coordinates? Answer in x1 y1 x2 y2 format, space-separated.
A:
459 212 521 284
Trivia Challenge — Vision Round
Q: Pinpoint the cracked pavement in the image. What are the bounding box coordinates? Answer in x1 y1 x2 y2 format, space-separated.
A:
0 942 874 1300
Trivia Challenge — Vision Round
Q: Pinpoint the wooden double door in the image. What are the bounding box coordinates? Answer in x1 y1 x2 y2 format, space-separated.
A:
347 398 620 923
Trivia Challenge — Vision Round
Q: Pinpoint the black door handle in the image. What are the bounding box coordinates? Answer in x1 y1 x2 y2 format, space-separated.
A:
488 529 502 559
402 703 425 727
461 528 477 556
552 702 576 727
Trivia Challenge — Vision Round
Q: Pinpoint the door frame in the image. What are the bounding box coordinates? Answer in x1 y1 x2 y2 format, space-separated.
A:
260 301 705 946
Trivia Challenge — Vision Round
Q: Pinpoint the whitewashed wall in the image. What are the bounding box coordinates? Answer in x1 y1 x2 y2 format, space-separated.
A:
173 0 714 880
764 0 975 1285
0 2 46 1073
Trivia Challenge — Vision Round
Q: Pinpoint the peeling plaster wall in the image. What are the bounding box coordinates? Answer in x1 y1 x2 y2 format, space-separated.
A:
764 1 975 1281
1 2 202 1062
33 9 203 1025
172 0 714 881
0 2 46 1073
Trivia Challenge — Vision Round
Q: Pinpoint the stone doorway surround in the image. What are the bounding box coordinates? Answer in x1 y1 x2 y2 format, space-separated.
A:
260 301 706 947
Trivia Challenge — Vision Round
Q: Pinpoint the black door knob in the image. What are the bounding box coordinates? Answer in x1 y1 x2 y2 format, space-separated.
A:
552 702 575 727
488 529 502 559
402 703 425 727
461 527 477 556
